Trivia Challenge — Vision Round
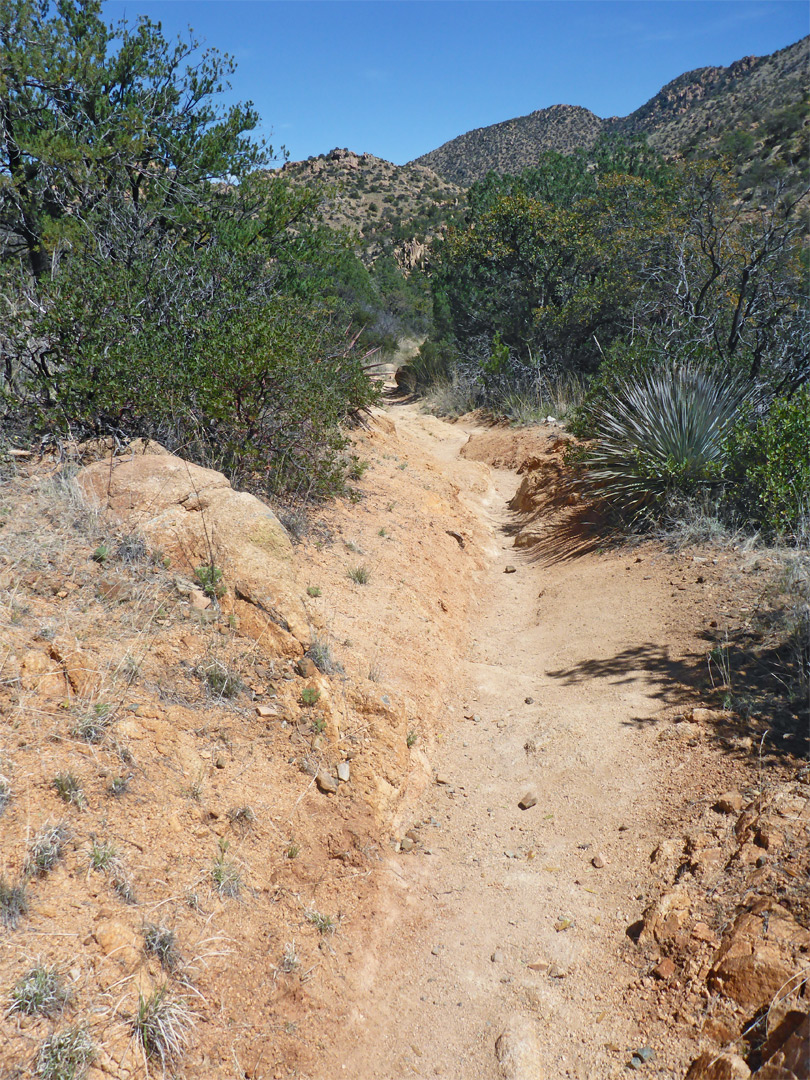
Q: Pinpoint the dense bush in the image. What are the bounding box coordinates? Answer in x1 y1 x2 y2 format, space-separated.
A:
577 364 750 519
0 1 380 499
725 389 810 539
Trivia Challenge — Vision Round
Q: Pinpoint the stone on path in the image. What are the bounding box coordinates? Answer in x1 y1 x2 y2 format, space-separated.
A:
713 790 743 814
518 789 538 810
315 770 338 795
495 1015 543 1080
336 762 350 783
684 1051 750 1079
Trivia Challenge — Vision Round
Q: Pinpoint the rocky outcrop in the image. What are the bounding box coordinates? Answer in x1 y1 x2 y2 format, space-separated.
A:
77 441 309 646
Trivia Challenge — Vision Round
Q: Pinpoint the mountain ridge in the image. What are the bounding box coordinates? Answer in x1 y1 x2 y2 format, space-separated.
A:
410 35 809 184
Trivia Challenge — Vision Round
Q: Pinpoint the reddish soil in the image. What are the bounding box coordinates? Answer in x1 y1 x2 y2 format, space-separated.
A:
0 403 806 1080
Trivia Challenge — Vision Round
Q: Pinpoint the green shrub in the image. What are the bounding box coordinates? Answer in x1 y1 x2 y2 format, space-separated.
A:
10 965 70 1016
725 389 810 538
194 564 225 600
35 1026 94 1080
579 364 748 519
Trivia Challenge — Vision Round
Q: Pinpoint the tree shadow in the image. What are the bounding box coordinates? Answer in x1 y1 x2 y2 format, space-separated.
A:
546 642 701 706
546 637 808 766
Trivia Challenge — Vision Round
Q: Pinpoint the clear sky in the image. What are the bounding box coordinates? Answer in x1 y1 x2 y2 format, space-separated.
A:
102 1 809 166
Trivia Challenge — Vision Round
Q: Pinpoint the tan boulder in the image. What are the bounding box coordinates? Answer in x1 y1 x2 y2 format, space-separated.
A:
78 446 308 644
684 1051 751 1079
638 887 691 946
708 902 810 1011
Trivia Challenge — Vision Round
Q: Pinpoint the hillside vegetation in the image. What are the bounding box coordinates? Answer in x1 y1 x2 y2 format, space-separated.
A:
408 137 809 545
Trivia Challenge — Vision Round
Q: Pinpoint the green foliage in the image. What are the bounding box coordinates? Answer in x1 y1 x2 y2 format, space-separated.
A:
35 1026 94 1080
0 4 380 501
26 823 68 877
347 564 371 584
88 839 118 873
578 364 749 518
142 923 180 973
133 985 193 1066
194 565 225 600
0 876 28 928
425 143 805 425
726 389 810 537
300 687 321 707
211 838 240 898
306 636 343 675
72 703 111 744
197 660 243 699
52 773 85 808
10 965 71 1016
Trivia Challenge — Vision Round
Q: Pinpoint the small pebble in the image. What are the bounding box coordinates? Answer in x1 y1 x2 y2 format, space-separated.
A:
592 853 607 869
524 696 534 704
504 566 517 574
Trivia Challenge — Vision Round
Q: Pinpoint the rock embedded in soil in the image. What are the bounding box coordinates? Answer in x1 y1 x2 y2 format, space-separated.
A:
518 789 538 810
336 762 350 783
714 790 744 814
652 957 676 980
504 565 517 574
315 770 339 795
296 656 317 678
591 852 606 868
494 1014 543 1080
684 1051 751 1079
189 588 211 611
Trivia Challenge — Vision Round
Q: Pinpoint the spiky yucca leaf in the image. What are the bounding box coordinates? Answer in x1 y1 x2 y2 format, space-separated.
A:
582 364 749 516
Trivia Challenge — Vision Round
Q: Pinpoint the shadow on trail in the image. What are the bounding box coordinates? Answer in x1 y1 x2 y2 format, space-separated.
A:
546 640 808 766
546 642 700 704
499 507 611 564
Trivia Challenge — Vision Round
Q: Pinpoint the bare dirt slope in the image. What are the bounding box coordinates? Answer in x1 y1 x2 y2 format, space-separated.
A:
1 403 806 1080
329 405 706 1079
323 404 808 1080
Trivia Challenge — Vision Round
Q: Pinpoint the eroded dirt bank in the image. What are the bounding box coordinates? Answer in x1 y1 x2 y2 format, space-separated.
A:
317 405 808 1080
0 403 806 1080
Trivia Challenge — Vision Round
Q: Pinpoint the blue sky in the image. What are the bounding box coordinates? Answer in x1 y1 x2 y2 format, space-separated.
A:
103 1 809 165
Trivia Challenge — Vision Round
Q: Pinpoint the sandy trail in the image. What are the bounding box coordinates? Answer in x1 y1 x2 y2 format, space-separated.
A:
334 403 698 1080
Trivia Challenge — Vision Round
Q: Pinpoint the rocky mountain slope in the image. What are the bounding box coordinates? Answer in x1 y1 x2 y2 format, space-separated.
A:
411 36 809 185
279 147 463 267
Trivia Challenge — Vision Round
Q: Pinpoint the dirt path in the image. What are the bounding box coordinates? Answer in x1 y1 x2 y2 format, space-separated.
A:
334 404 699 1080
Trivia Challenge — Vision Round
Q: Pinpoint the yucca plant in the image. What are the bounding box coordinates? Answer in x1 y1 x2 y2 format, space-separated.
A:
580 364 750 518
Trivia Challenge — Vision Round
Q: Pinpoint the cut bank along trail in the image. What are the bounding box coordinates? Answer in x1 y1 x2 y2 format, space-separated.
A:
334 403 697 1080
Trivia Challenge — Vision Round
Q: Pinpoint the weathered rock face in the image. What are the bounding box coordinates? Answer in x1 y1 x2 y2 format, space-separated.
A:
77 443 309 645
684 1051 751 1080
707 901 810 1011
395 237 428 273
